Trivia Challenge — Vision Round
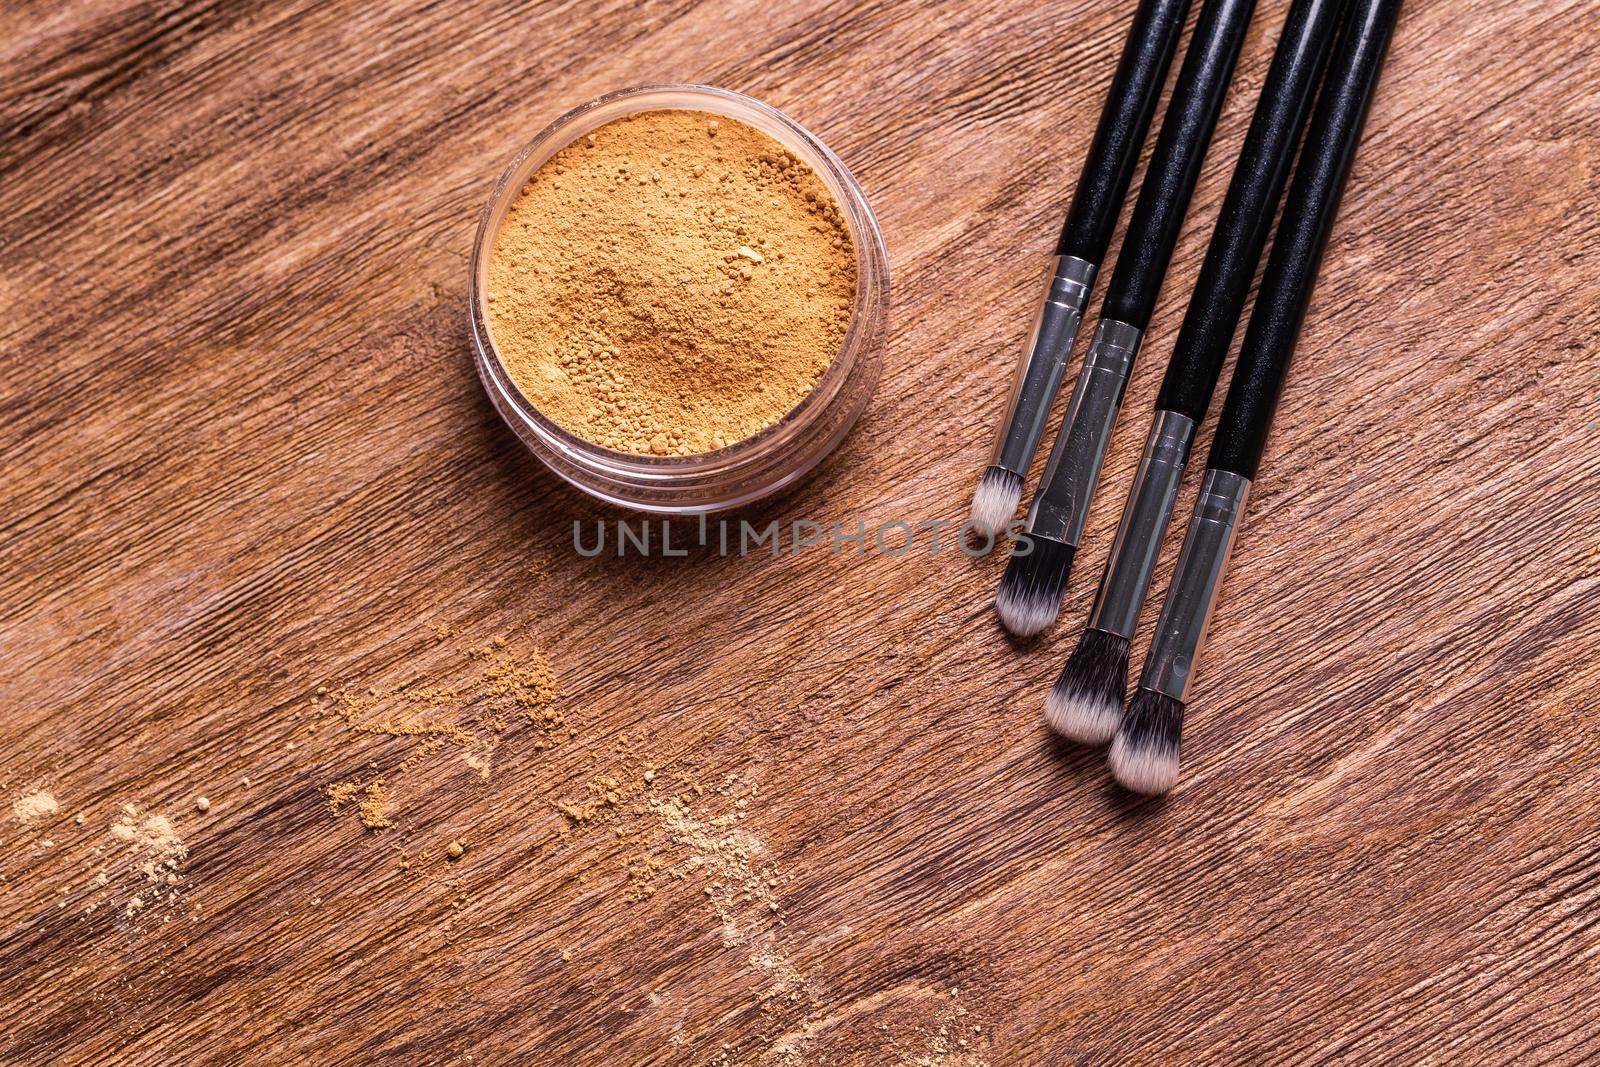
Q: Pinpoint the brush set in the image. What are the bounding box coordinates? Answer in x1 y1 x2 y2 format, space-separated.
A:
973 0 1401 793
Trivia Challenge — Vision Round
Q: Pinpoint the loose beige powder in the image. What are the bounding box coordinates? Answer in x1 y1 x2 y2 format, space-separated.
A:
11 790 58 825
487 108 857 456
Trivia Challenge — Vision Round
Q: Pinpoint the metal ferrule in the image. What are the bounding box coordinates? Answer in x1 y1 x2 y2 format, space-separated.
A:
1026 319 1143 543
1140 468 1252 702
990 255 1098 474
1088 409 1196 639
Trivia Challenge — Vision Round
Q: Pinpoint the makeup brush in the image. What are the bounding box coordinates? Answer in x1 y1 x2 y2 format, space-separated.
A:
969 0 1193 539
998 0 1257 637
1048 0 1345 744
1110 0 1403 795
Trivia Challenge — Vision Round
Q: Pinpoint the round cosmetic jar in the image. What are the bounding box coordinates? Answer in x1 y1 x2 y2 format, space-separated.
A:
470 84 888 514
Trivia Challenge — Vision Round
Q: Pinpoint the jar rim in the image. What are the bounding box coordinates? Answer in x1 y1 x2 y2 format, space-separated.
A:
469 84 888 510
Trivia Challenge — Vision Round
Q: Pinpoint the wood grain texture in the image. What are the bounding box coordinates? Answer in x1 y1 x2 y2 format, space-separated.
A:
3 0 1599 1063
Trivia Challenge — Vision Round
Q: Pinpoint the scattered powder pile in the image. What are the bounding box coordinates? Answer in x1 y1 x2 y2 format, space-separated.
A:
623 854 666 902
487 108 857 456
330 685 475 746
554 768 993 1063
6 790 194 919
472 636 561 738
556 770 817 1055
11 790 58 825
654 792 784 930
553 772 635 831
110 804 187 917
649 789 817 1060
321 628 564 833
894 992 990 1067
327 779 394 831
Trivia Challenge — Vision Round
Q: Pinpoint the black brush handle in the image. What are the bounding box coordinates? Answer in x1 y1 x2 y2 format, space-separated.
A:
1156 0 1345 422
1101 0 1257 329
1208 0 1401 479
1057 0 1193 264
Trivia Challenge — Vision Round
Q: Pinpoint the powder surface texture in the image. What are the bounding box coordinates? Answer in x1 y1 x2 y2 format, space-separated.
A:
488 108 857 456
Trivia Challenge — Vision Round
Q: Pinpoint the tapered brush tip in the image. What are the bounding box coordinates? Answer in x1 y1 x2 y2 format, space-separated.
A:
994 535 1074 637
969 466 1023 540
1108 688 1185 795
1045 628 1129 744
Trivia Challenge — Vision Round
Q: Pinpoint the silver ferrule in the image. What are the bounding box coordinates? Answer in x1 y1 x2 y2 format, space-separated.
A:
1027 318 1143 543
1088 410 1196 639
990 255 1097 474
1140 468 1252 702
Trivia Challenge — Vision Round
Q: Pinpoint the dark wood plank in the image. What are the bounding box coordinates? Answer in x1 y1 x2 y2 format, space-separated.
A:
3 0 1599 1063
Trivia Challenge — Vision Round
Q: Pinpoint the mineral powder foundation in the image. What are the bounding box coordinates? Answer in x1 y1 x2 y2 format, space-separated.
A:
486 109 857 457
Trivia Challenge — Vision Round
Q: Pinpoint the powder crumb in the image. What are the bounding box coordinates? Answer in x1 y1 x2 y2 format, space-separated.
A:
488 108 856 456
446 840 465 861
326 779 393 831
624 855 667 901
11 791 58 826
556 799 597 825
194 797 211 813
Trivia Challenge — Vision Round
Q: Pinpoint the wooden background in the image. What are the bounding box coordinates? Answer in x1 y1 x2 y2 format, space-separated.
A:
4 0 1599 1063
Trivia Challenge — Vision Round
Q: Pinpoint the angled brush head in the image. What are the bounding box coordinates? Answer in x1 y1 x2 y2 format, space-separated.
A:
994 534 1075 637
1045 627 1130 744
969 466 1024 540
1108 688 1185 795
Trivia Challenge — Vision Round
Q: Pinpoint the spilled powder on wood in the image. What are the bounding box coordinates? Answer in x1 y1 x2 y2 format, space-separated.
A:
11 790 58 825
556 769 818 1059
319 627 564 833
554 765 993 1064
108 804 188 917
326 779 394 830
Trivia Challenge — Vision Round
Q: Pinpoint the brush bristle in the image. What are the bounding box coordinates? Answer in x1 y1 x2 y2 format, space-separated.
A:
969 466 1023 540
994 535 1074 637
1045 627 1129 744
1107 688 1185 795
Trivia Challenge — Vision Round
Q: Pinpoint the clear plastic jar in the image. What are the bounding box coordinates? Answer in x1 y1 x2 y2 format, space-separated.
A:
470 84 888 514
